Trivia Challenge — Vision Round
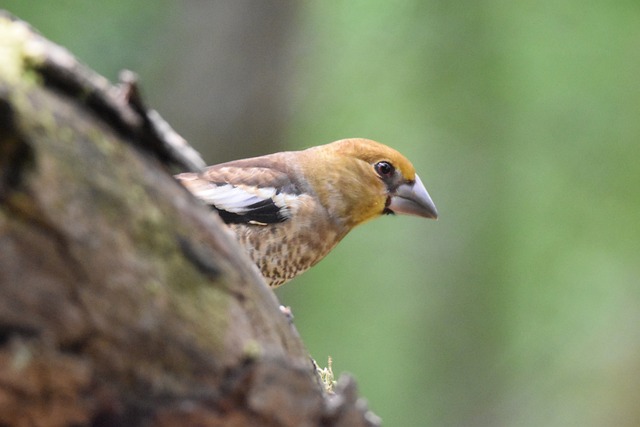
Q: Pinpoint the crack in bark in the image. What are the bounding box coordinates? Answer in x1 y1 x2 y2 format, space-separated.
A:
0 97 35 198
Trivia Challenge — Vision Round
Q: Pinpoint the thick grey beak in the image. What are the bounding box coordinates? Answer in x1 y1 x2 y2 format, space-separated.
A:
388 174 438 219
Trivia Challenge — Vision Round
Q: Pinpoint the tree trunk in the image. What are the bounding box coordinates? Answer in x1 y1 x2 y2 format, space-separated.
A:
0 12 378 427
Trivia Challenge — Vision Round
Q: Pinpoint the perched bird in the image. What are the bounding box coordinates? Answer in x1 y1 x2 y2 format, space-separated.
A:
176 138 437 287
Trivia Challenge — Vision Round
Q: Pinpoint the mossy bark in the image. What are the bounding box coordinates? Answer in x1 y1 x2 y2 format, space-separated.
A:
0 12 378 427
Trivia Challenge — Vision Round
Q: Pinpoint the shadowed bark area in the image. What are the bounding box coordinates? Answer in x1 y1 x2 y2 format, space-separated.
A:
0 12 378 427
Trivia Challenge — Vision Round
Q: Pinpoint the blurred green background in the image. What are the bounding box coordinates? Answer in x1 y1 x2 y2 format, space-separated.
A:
5 1 640 425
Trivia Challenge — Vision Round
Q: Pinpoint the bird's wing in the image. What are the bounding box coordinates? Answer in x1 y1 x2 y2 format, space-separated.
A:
176 156 303 225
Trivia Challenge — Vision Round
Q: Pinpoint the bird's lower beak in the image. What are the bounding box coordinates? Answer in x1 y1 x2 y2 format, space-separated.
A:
389 174 438 219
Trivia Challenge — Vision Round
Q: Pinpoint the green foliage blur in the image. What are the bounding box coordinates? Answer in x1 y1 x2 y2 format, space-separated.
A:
6 1 640 425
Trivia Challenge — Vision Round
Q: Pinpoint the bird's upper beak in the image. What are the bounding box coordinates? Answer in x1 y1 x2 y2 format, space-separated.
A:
388 174 438 219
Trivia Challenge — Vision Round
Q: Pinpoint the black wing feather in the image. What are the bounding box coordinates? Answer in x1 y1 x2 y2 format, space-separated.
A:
214 197 288 224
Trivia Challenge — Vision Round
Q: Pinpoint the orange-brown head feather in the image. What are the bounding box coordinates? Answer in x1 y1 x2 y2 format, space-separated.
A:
295 138 425 228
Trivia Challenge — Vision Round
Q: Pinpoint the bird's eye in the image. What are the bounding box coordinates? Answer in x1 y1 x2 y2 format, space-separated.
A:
374 161 395 178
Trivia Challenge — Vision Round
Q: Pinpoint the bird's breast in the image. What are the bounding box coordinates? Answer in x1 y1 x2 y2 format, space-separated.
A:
228 218 343 287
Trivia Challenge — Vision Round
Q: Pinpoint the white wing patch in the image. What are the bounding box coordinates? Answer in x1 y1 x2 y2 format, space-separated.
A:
195 184 268 212
194 183 300 220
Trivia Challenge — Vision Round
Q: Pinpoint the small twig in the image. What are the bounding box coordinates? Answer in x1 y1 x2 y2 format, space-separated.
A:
118 70 206 172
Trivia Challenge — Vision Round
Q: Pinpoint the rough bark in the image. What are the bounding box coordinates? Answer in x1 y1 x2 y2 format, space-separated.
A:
0 12 379 427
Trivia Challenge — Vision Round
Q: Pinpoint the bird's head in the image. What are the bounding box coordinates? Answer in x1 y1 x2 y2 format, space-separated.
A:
301 138 438 228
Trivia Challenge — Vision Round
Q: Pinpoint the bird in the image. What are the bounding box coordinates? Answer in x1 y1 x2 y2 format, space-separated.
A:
175 138 438 287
